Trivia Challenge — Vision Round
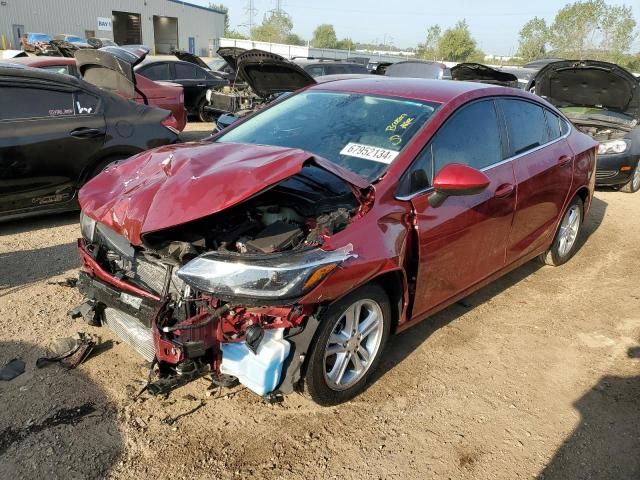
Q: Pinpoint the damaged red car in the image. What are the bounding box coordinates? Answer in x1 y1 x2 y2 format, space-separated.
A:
75 78 597 405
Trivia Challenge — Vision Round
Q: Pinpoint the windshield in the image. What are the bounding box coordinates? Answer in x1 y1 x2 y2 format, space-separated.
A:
216 90 439 181
28 33 51 42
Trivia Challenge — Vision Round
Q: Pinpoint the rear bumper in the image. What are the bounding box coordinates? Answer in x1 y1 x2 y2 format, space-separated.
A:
596 153 639 186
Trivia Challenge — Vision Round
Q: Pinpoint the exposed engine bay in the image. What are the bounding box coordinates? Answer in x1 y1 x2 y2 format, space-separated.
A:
76 164 361 396
578 125 627 141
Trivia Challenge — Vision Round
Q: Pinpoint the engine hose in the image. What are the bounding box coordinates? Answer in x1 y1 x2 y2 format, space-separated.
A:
161 304 230 333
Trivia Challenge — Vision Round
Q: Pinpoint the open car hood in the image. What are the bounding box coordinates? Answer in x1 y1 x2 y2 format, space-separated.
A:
531 60 640 118
236 50 316 99
79 142 369 246
49 39 82 58
451 63 518 87
216 47 246 71
75 47 147 100
172 50 210 70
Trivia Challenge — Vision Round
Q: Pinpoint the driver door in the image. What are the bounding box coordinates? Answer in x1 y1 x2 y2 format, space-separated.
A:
402 99 517 320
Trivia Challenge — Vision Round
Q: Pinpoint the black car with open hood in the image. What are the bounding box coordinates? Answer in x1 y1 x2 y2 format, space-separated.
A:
529 60 640 192
451 63 518 88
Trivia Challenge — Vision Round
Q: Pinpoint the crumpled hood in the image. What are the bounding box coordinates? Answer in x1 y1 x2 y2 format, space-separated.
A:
79 142 369 246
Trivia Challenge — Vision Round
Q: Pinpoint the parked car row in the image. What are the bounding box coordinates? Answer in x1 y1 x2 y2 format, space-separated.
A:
4 46 635 406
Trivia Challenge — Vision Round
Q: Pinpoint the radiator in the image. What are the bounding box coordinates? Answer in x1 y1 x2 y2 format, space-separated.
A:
103 307 155 362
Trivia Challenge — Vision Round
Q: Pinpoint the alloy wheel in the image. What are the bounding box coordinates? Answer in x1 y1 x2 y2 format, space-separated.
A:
557 204 581 258
323 299 384 391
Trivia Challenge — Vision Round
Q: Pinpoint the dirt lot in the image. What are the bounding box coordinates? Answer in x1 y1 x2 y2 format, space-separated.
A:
1 124 638 479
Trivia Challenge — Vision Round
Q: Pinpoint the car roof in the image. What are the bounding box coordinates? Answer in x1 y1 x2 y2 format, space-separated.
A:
309 76 520 104
8 56 75 67
0 63 81 86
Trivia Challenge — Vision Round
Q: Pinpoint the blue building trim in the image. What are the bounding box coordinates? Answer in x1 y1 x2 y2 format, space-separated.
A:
166 0 226 15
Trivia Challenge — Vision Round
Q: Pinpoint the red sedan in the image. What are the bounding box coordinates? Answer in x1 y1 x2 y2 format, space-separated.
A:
8 56 187 131
75 78 597 404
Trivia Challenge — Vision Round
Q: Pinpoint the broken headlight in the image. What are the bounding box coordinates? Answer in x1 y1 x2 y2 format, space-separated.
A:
80 211 97 242
598 139 629 155
176 245 355 300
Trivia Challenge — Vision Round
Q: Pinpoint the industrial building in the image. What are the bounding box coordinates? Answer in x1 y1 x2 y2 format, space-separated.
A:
0 0 225 55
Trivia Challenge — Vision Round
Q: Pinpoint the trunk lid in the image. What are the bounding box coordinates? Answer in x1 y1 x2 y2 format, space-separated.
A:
79 142 369 245
451 62 518 87
172 50 211 70
532 60 640 119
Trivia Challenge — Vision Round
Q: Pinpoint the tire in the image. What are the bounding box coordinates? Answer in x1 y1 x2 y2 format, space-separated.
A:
197 98 213 122
620 161 640 193
86 155 128 183
304 284 391 406
539 196 584 266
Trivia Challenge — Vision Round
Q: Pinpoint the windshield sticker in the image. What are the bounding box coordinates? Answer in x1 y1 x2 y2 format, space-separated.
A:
340 143 400 164
385 114 415 132
389 134 402 146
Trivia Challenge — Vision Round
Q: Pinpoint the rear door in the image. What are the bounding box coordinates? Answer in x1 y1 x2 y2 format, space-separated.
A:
497 99 574 263
0 83 105 215
401 99 517 319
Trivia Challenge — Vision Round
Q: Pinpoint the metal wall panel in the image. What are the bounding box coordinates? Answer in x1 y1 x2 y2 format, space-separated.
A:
0 0 224 56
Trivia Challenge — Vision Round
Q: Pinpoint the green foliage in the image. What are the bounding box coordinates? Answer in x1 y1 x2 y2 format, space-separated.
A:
438 20 477 62
517 17 548 61
252 12 294 44
417 24 442 60
548 0 637 60
312 24 338 48
336 38 355 51
286 33 306 46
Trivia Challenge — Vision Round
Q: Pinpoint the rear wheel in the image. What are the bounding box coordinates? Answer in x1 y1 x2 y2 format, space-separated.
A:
304 284 391 406
620 161 640 193
539 196 584 266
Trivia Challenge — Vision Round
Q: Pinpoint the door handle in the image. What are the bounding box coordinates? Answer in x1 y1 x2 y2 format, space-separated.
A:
494 183 515 198
69 128 105 139
558 155 572 167
197 83 206 87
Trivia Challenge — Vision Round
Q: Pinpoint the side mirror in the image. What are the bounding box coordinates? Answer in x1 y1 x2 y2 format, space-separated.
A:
428 163 490 208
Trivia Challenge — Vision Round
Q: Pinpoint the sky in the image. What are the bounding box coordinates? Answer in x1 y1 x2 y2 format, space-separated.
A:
190 0 640 56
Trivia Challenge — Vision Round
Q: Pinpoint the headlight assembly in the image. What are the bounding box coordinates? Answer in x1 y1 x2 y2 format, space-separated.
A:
176 245 356 300
80 211 97 242
597 139 629 155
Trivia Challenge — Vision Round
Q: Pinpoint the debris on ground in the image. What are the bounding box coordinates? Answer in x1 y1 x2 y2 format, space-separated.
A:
0 358 25 381
47 277 78 288
36 333 97 369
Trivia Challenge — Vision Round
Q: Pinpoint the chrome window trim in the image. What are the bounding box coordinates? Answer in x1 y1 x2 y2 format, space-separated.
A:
395 106 572 202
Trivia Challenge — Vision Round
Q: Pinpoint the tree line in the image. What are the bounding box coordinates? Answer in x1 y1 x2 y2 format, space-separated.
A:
211 1 639 70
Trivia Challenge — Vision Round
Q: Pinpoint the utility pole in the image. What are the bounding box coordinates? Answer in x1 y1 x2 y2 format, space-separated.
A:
243 0 257 39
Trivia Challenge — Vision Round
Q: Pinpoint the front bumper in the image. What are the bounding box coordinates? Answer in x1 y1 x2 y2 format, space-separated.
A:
596 152 639 186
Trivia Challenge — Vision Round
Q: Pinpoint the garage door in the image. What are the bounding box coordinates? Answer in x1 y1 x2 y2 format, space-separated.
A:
153 16 178 54
112 11 142 45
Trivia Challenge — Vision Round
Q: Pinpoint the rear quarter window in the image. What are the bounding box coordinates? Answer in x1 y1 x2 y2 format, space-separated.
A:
0 87 75 120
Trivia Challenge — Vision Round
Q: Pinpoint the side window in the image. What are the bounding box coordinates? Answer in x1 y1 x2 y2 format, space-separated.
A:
40 65 71 76
0 87 74 121
306 66 325 77
140 63 170 81
194 66 208 79
499 99 549 156
175 63 197 79
545 109 562 140
75 91 100 115
397 100 502 197
560 117 570 135
326 65 347 75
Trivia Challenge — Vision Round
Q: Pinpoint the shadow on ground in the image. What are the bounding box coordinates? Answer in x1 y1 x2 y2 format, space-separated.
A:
369 195 608 388
538 344 640 479
0 242 79 293
0 211 79 237
0 340 122 478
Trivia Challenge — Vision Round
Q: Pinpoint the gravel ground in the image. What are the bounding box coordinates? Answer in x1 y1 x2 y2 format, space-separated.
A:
1 128 638 479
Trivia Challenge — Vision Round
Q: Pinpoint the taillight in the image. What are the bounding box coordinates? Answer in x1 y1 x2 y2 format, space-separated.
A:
161 114 180 134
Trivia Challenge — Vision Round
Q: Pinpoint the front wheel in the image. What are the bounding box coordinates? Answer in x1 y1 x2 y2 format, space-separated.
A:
539 196 584 266
197 98 213 122
304 284 391 406
620 161 640 193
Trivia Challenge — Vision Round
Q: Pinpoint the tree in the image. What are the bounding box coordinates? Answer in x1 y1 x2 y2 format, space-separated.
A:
438 20 478 62
252 11 293 44
422 25 441 60
336 38 355 51
517 17 548 61
600 4 637 60
286 33 306 46
312 24 337 49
